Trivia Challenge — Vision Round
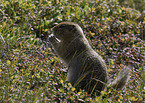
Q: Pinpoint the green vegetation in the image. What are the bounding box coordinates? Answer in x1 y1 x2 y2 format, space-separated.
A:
0 0 144 102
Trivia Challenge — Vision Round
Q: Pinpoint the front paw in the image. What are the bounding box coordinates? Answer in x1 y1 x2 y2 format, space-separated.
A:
49 34 55 42
49 34 59 44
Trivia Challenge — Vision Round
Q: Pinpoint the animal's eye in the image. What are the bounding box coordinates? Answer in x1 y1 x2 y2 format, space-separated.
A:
59 25 65 29
69 25 75 31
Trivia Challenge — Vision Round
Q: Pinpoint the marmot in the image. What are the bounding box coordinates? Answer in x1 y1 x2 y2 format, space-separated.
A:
49 22 130 96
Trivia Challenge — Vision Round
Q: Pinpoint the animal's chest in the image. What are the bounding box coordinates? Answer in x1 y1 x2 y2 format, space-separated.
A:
66 57 90 84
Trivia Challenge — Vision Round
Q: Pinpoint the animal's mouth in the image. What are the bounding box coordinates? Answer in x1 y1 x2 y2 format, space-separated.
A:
49 32 61 42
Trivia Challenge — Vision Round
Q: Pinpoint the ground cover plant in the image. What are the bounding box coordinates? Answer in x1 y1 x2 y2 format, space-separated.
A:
0 0 144 102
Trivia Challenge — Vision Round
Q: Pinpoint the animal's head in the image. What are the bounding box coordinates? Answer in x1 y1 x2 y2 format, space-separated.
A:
52 22 84 41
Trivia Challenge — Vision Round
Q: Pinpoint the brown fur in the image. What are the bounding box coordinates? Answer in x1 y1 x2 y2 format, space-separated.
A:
49 22 130 96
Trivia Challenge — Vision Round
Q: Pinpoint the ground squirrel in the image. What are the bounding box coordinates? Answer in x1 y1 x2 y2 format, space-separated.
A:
49 22 130 96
